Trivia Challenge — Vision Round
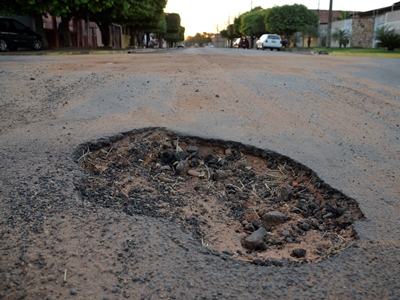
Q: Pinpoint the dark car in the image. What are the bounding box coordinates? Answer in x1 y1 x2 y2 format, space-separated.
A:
0 17 43 51
239 37 249 49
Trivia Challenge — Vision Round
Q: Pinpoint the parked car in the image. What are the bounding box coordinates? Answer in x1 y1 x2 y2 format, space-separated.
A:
239 36 250 49
0 17 43 51
281 39 289 47
177 42 185 48
233 37 241 48
256 34 282 51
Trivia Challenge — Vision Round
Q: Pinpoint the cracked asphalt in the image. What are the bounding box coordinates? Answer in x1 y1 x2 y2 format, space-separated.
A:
0 48 399 299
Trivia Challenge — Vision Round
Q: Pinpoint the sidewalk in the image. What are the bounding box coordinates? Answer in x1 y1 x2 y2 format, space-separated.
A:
0 47 161 56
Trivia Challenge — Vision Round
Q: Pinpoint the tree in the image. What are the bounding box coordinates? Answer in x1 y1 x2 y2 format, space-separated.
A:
301 24 319 48
265 4 319 42
165 13 182 47
178 26 185 42
220 24 236 47
1 0 170 49
233 16 243 37
332 28 350 48
120 0 167 48
291 32 301 47
152 13 166 48
334 11 351 21
185 32 211 47
240 7 266 48
375 26 400 51
48 0 116 47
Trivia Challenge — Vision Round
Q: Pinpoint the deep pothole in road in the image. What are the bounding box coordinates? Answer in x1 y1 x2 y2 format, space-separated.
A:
74 127 364 266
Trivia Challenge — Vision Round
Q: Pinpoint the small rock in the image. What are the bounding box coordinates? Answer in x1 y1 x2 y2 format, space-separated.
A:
225 148 233 156
211 170 227 181
280 185 293 201
70 289 77 295
244 223 255 232
261 191 272 198
262 211 287 226
251 219 268 230
242 227 267 250
291 248 306 258
187 169 200 177
186 145 199 153
175 161 189 175
161 151 174 164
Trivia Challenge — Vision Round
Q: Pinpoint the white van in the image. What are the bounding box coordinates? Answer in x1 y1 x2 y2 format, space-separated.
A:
256 34 282 51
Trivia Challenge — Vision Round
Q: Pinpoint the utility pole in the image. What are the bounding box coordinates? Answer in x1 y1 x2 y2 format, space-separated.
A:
327 0 333 47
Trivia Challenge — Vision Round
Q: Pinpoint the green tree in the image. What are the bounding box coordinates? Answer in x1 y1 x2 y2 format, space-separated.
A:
334 11 351 21
220 24 236 47
291 32 301 47
165 13 182 47
120 0 167 48
265 4 319 42
178 26 185 42
1 0 168 48
49 0 116 47
375 26 400 51
185 32 212 47
154 14 167 48
332 28 350 48
301 24 319 48
240 7 266 48
233 16 243 36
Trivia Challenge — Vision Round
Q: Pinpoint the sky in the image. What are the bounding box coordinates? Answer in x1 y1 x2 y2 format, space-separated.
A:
164 0 397 37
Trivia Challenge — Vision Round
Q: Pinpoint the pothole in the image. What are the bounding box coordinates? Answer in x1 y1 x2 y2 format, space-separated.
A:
74 127 364 266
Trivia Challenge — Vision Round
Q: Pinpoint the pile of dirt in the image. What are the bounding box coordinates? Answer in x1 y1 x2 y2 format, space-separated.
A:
75 128 364 265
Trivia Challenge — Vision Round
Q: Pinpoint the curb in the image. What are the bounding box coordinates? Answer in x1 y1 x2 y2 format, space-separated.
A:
0 48 163 56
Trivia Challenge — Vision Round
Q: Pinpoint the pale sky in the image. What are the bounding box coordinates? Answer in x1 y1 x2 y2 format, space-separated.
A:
165 0 397 37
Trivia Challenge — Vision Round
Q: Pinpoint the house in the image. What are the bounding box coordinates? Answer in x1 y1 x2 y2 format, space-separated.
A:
291 10 346 47
323 2 400 48
351 1 400 47
42 16 132 49
210 34 225 48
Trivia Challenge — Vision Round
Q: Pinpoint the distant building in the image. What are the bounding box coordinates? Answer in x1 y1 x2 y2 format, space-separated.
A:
211 34 225 48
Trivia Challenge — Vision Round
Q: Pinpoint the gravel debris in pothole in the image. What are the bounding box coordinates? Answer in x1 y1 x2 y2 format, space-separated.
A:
75 128 364 266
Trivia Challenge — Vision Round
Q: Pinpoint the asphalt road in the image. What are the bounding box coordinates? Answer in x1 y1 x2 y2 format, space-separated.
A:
0 48 399 299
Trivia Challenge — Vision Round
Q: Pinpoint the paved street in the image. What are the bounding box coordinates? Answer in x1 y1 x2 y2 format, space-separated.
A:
1 48 399 299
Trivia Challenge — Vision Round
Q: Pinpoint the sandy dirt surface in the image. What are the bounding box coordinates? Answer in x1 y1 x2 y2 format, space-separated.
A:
0 48 399 299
